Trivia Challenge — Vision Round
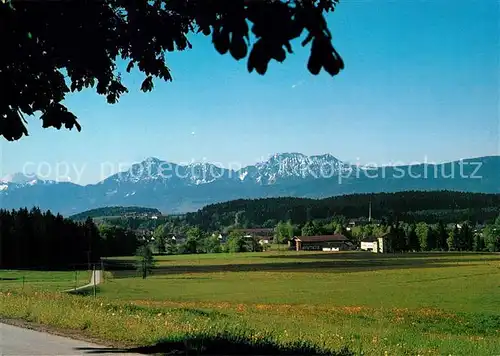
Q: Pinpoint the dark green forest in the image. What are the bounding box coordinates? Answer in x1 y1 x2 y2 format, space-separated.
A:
0 208 101 269
70 206 161 221
185 191 500 230
0 208 139 269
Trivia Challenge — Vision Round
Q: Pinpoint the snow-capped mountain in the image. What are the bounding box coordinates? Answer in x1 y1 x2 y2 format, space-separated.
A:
185 162 233 185
1 153 499 215
103 153 350 186
0 172 62 193
103 157 179 184
1 172 39 184
102 157 234 186
98 152 352 188
237 153 351 184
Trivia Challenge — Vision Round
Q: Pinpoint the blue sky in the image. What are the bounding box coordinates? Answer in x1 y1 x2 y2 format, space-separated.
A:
2 0 499 184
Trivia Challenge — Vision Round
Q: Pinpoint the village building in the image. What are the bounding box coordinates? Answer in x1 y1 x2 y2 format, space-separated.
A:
211 233 227 243
234 228 274 244
291 234 352 251
360 236 378 252
360 233 394 253
169 234 187 244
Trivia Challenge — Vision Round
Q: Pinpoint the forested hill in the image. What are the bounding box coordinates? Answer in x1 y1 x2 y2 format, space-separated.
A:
70 206 161 221
185 191 500 230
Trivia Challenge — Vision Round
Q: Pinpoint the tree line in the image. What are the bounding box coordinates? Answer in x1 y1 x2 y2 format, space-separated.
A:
0 206 266 269
185 191 500 230
70 206 161 221
0 208 101 269
349 220 499 253
2 203 499 270
0 208 141 269
256 217 500 253
141 215 500 257
99 215 173 231
149 225 265 255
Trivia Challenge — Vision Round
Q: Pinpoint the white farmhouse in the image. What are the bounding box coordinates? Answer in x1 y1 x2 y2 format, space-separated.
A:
360 236 378 252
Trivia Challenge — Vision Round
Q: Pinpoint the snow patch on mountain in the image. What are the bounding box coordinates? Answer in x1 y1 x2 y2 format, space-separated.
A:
1 172 39 184
185 162 223 185
105 158 231 186
0 172 64 189
2 173 24 183
109 157 169 184
239 171 248 181
237 152 351 184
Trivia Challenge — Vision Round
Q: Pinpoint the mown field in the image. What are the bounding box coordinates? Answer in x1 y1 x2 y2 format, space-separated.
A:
1 251 500 355
0 269 90 292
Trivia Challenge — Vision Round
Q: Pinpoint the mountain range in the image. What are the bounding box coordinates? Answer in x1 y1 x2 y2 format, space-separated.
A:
1 153 499 215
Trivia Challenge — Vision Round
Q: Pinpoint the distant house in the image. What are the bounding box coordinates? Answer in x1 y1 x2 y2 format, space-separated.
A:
360 236 378 252
169 234 187 244
292 234 351 251
234 228 275 244
258 238 271 245
211 233 227 243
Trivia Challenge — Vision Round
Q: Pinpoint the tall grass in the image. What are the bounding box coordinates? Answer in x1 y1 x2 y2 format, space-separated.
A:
1 252 499 355
1 290 499 355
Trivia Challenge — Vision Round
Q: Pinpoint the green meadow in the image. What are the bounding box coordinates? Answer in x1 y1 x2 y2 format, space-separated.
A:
1 251 500 355
103 252 500 312
0 269 90 292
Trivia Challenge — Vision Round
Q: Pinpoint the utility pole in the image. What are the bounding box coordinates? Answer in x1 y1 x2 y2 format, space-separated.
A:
101 259 104 282
368 198 372 223
87 225 92 272
92 265 96 298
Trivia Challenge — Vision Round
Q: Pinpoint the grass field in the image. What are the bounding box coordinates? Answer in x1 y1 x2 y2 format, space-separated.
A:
1 252 500 355
103 252 500 313
0 270 91 292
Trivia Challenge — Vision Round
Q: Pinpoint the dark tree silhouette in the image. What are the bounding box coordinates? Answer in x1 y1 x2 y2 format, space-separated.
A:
0 207 145 269
0 0 344 141
0 208 103 269
436 221 448 251
136 243 155 279
406 223 420 251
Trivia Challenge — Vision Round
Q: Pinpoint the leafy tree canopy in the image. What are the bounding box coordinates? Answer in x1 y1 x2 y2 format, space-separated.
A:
1 0 344 141
136 243 155 279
